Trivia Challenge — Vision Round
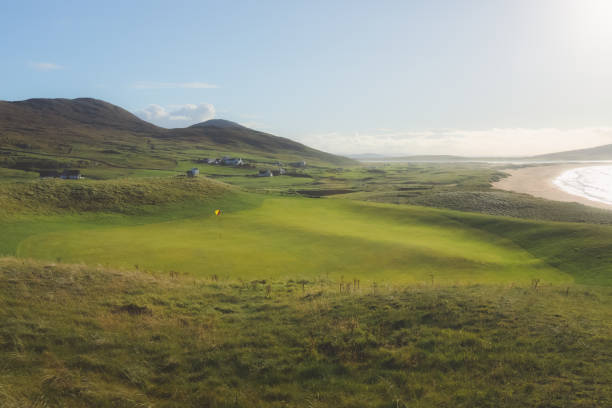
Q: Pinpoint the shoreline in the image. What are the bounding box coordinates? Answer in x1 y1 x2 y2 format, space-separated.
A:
492 164 612 210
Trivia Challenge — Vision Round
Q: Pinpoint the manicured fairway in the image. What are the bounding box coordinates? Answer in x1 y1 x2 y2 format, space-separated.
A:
16 197 572 284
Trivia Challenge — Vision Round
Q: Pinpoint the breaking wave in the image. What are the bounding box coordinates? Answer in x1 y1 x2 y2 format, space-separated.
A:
554 166 612 206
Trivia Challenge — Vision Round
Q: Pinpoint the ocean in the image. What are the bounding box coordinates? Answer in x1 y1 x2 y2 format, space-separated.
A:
554 166 612 206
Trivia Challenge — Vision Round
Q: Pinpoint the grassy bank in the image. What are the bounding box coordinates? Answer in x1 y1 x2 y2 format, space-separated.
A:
1 258 610 407
0 176 234 216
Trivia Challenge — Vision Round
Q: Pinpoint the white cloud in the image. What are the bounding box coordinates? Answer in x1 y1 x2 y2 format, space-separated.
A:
301 127 612 157
132 81 218 89
135 103 216 128
28 61 62 71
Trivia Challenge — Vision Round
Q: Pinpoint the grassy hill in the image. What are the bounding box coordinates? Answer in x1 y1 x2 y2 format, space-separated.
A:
167 119 350 165
0 97 159 132
1 257 610 407
0 98 355 177
0 176 234 216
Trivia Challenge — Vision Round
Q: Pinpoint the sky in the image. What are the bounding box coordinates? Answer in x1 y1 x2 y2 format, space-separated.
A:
2 0 612 157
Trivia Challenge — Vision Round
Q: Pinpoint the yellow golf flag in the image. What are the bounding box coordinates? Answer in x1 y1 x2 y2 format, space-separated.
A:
214 209 221 216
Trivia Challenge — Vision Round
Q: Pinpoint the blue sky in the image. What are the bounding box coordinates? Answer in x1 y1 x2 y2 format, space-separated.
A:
2 0 612 156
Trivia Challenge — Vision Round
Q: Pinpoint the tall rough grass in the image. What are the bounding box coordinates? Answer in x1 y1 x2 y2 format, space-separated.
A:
1 257 610 407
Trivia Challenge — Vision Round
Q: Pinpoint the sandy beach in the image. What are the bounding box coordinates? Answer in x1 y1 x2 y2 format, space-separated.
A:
492 164 612 210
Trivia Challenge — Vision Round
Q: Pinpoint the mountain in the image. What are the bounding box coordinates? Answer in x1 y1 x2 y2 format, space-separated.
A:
528 144 612 161
0 98 163 155
189 119 246 129
166 119 350 164
384 155 481 162
351 154 517 162
352 146 612 163
0 98 355 170
0 98 160 132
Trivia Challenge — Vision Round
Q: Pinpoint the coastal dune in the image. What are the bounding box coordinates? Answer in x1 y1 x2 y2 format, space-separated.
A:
492 164 612 210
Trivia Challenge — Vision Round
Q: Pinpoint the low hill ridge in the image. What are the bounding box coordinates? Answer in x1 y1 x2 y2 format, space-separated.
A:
529 143 612 161
189 119 245 129
0 97 355 167
2 97 160 133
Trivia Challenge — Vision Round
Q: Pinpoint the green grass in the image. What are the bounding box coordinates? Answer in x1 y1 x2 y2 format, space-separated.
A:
4 154 612 227
181 162 612 226
334 163 612 225
2 175 612 406
1 179 612 285
0 177 262 256
1 257 610 407
6 196 568 285
0 167 39 182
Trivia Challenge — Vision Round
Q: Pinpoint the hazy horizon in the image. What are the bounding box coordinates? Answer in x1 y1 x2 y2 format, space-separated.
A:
3 0 612 156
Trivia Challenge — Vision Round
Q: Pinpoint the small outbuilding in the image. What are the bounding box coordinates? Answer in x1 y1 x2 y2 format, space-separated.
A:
222 157 244 166
258 169 274 177
187 168 200 177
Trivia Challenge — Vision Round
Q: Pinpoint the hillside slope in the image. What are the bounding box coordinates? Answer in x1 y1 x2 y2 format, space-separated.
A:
530 143 612 161
0 98 161 151
0 98 354 171
166 119 351 165
353 144 612 163
0 98 159 132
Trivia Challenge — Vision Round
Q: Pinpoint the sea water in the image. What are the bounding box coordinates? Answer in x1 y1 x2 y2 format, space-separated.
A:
554 166 612 206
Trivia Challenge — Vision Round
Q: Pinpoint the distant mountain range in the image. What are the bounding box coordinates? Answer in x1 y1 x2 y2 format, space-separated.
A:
348 154 476 162
0 98 354 168
350 146 612 163
529 144 612 161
